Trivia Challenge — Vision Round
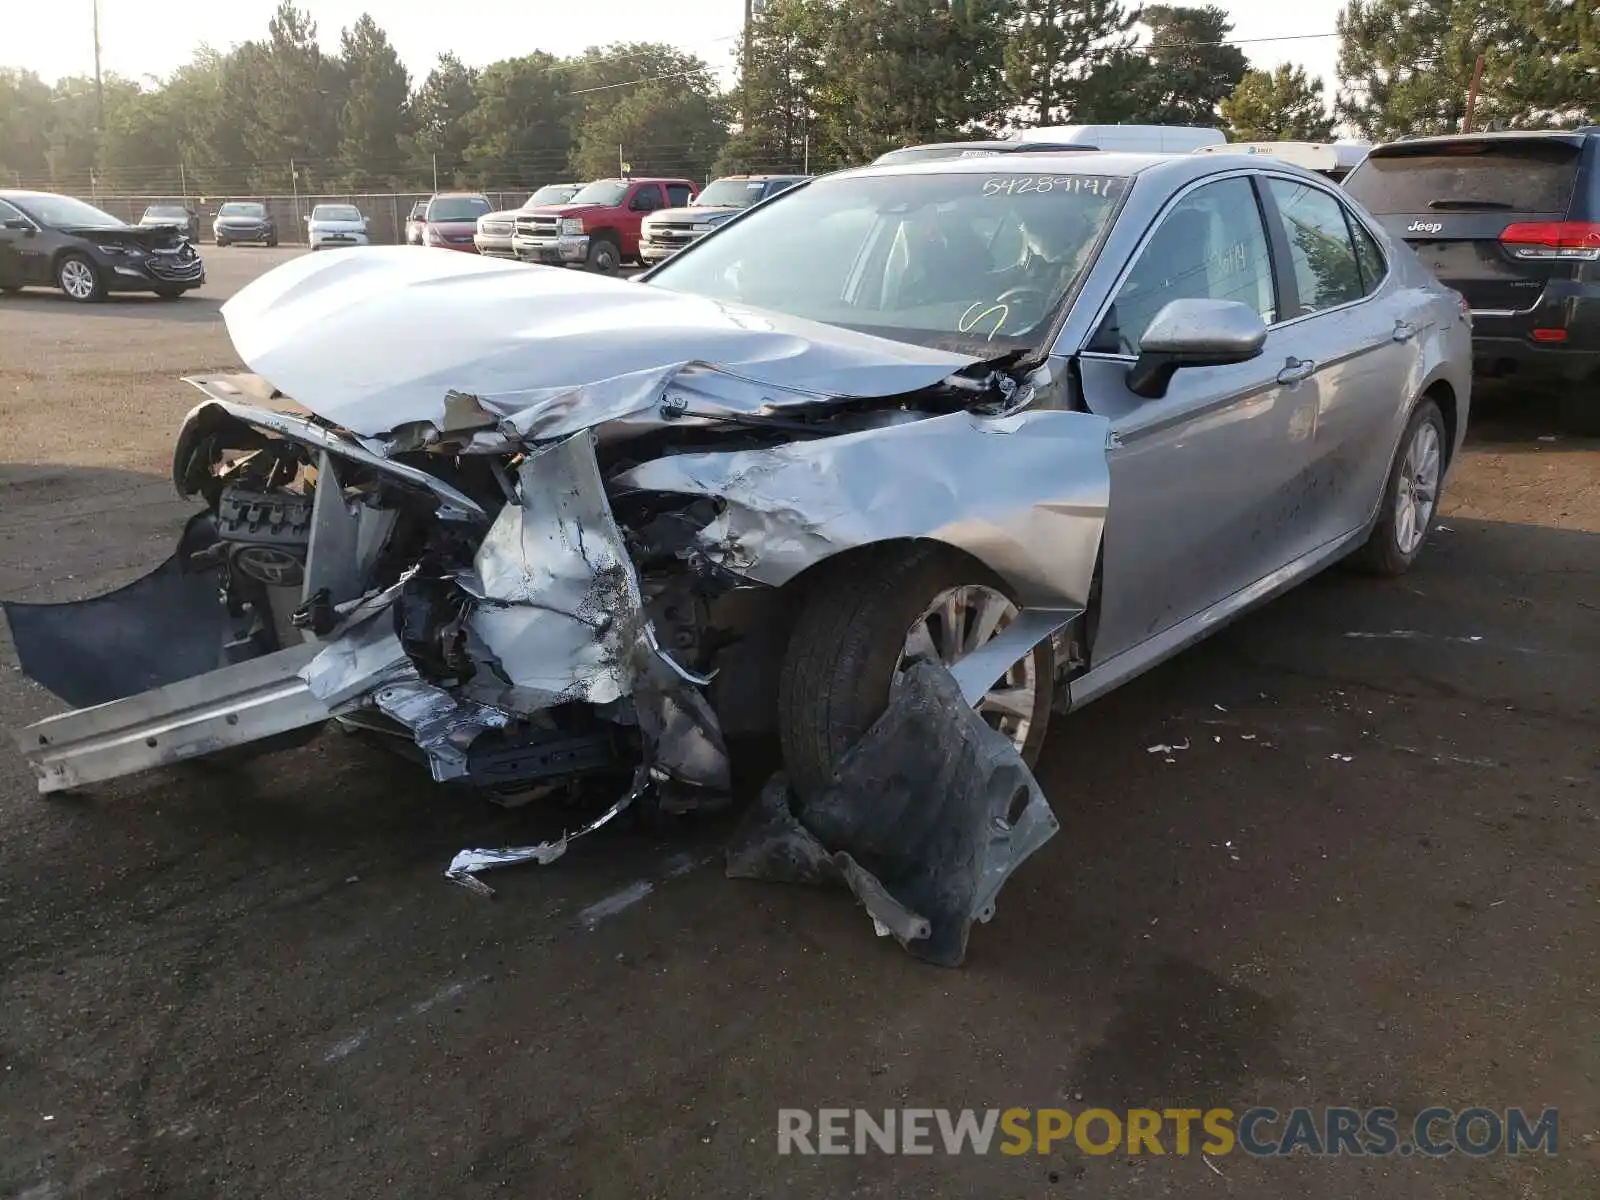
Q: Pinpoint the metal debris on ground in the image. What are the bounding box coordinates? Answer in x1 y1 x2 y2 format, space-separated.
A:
725 659 1059 967
445 766 649 897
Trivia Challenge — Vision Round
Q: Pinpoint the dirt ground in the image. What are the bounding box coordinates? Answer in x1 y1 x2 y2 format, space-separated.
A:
1 250 1596 1199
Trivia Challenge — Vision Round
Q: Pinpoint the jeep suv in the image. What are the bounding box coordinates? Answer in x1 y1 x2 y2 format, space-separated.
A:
1345 130 1600 434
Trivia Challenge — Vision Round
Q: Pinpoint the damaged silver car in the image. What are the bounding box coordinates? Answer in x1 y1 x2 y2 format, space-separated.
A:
8 153 1470 827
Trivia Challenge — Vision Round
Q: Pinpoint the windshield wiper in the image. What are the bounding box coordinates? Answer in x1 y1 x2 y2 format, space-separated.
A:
1427 199 1514 210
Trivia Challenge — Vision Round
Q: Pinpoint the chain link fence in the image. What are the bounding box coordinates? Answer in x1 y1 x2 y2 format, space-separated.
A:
84 191 543 247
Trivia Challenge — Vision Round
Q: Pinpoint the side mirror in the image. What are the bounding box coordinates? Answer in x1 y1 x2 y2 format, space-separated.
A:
1126 299 1268 399
3 218 30 230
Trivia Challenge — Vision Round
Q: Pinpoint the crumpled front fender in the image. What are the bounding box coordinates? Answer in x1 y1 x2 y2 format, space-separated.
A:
612 408 1112 610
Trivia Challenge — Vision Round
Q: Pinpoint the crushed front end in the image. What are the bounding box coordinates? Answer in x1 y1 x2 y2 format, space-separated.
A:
7 380 731 806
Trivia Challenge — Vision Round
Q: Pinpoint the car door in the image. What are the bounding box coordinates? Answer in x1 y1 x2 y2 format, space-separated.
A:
0 199 51 284
626 184 666 251
1258 175 1422 548
1077 173 1325 663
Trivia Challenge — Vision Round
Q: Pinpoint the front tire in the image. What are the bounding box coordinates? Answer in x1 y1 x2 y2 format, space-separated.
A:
778 545 1053 799
1350 398 1447 577
585 235 621 275
56 253 105 302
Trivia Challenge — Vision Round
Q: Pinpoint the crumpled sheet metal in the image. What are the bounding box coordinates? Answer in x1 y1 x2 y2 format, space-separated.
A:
462 432 645 706
445 765 649 897
219 246 979 439
614 408 1112 609
725 659 1060 967
298 601 512 783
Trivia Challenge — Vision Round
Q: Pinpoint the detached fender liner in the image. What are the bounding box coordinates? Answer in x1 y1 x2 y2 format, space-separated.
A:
3 511 230 709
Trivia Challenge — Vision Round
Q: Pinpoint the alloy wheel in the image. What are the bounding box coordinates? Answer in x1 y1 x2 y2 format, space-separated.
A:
58 258 97 300
1395 420 1441 555
898 584 1039 753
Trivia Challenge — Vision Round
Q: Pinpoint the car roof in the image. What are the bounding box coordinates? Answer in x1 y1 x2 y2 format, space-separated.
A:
0 189 72 202
1372 129 1597 155
716 173 809 181
843 150 1215 181
876 140 1100 161
430 191 488 198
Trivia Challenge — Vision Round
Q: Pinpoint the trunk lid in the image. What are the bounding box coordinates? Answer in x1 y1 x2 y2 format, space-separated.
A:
1346 136 1586 313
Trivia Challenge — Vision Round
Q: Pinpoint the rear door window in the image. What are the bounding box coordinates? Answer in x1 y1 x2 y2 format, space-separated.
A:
1266 179 1366 314
666 183 693 207
1346 142 1580 216
1350 218 1387 294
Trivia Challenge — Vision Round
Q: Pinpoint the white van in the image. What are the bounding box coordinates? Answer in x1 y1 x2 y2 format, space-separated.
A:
1006 124 1227 153
1194 140 1372 181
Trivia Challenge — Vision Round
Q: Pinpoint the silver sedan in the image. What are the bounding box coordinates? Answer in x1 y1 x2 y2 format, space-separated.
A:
8 152 1469 812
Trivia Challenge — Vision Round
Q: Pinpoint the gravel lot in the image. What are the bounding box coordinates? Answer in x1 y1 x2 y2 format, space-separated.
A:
1 248 1596 1199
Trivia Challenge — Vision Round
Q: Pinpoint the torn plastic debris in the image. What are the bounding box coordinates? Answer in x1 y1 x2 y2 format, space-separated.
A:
446 765 650 897
725 659 1059 966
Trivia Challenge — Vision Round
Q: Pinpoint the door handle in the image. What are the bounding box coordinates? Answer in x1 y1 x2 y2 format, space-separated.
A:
1393 321 1418 343
1277 357 1316 385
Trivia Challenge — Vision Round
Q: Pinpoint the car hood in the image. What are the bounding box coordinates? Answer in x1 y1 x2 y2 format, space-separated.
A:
220 245 981 439
61 224 188 248
309 219 366 231
479 209 521 223
521 203 611 219
425 219 479 233
216 214 269 224
656 205 741 222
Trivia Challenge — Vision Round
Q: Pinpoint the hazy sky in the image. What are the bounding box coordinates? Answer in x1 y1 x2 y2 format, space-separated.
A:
11 0 1347 93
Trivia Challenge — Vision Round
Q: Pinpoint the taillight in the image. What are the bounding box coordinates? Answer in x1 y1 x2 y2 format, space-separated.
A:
1499 221 1600 261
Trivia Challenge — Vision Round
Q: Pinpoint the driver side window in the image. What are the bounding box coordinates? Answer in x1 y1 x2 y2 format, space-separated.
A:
1091 178 1277 355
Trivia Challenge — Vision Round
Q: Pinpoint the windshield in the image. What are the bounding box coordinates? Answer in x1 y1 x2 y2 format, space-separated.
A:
17 194 123 228
142 206 189 221
427 196 490 221
1346 142 1580 215
647 170 1125 349
526 185 579 207
694 179 768 208
312 204 362 222
569 180 628 206
219 203 266 217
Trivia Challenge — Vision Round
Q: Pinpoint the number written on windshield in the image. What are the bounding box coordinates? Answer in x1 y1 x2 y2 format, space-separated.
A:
982 176 1122 198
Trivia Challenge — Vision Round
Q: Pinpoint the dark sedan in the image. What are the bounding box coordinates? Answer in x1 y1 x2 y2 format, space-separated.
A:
212 201 278 247
0 190 205 302
139 203 202 241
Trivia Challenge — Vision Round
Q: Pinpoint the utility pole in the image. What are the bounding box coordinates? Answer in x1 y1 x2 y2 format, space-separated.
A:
432 153 439 192
92 0 105 152
1463 54 1486 134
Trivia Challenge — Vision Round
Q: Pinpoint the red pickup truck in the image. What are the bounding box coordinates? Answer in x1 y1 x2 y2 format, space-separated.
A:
512 177 698 274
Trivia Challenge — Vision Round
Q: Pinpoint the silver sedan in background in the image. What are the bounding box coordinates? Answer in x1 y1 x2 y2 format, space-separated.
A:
8 152 1469 819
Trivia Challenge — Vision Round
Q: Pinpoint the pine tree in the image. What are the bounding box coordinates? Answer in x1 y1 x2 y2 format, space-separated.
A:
407 54 479 187
1136 5 1250 126
1004 0 1138 127
1222 65 1335 142
337 15 410 189
1336 0 1593 140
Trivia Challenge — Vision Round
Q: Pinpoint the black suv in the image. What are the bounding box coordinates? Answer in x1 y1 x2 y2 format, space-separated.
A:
1344 129 1600 434
0 189 205 302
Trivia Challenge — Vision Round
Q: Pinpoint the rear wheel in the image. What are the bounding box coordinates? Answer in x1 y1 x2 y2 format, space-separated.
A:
56 253 105 302
1350 398 1446 577
585 235 621 275
778 545 1053 799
